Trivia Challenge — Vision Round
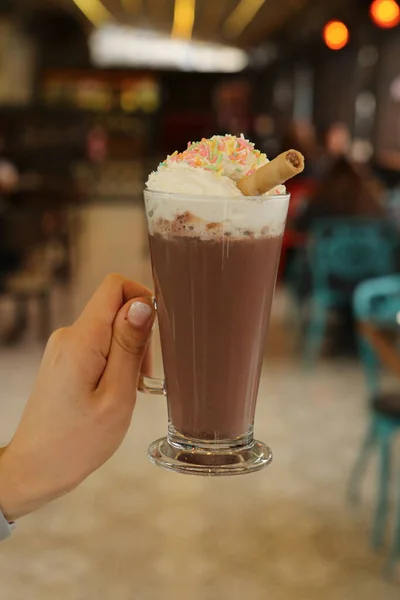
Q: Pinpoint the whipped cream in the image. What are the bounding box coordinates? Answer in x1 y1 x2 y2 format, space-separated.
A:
146 135 286 197
145 135 288 238
146 162 242 197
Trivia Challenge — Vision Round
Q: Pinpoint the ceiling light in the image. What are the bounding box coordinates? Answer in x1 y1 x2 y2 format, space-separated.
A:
90 25 248 72
172 0 196 40
323 20 349 51
71 0 113 26
370 0 400 29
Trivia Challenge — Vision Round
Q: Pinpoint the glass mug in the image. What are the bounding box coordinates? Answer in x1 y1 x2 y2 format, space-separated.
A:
139 189 289 476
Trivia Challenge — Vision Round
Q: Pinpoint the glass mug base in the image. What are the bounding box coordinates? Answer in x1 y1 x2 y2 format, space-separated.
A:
148 436 273 476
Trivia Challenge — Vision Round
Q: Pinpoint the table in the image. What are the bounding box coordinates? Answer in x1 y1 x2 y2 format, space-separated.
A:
359 321 400 377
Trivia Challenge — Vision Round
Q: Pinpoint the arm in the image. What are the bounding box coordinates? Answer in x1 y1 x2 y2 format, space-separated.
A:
0 274 154 526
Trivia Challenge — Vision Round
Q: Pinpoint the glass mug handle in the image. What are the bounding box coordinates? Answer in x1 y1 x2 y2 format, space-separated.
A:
138 374 165 395
136 300 165 395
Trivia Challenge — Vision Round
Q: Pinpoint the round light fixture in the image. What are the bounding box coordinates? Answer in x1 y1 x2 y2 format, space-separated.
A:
370 0 400 29
323 20 349 51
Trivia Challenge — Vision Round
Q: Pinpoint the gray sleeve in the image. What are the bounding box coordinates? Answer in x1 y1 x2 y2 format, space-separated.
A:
0 507 14 541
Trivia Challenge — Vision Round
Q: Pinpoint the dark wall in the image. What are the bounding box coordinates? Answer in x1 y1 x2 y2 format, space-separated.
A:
313 46 358 137
25 8 90 69
160 71 233 111
158 71 239 153
375 31 400 161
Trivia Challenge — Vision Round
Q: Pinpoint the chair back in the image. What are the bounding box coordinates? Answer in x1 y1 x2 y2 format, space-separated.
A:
310 219 398 297
353 275 400 397
354 275 400 323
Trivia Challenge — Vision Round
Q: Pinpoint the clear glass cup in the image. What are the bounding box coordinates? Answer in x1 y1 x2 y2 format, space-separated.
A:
140 189 290 475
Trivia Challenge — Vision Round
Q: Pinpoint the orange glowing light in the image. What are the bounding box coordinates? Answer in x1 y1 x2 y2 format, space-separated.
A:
323 20 349 51
370 0 400 28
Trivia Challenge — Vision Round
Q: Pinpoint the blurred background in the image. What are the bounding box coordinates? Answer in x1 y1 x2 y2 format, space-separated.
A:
0 0 400 597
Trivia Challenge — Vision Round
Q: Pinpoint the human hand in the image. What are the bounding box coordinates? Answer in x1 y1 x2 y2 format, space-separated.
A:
0 274 155 521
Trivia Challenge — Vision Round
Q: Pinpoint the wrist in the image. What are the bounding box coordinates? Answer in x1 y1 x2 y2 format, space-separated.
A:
0 445 78 521
0 447 29 521
0 446 47 521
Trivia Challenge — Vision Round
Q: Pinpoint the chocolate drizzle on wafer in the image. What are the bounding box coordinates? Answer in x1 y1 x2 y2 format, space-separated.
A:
236 149 305 196
286 151 301 168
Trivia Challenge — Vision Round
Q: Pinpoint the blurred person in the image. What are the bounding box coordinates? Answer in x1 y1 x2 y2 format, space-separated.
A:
289 120 384 231
0 274 155 539
253 113 279 158
325 122 351 159
212 80 253 138
287 155 387 352
294 153 385 232
310 121 353 183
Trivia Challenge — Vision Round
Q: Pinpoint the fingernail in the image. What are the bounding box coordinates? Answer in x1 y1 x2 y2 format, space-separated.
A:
128 301 153 328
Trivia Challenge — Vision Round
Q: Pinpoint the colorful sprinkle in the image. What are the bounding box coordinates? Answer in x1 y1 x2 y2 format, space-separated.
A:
157 134 268 178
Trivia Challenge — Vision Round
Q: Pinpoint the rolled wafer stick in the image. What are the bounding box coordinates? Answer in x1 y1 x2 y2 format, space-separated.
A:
237 149 305 196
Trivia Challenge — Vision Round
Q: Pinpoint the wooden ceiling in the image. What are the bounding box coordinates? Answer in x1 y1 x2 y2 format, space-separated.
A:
110 0 313 46
15 0 316 48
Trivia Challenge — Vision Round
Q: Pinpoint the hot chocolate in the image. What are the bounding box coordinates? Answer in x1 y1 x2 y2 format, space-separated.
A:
149 224 283 441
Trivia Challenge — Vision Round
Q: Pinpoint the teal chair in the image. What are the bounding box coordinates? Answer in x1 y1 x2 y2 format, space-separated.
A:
303 219 398 365
387 187 400 228
349 275 400 574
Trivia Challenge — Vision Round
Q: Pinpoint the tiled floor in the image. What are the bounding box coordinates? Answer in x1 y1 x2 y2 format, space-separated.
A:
0 204 399 598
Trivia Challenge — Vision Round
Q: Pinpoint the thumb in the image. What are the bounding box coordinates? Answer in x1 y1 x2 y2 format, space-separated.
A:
99 297 155 400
